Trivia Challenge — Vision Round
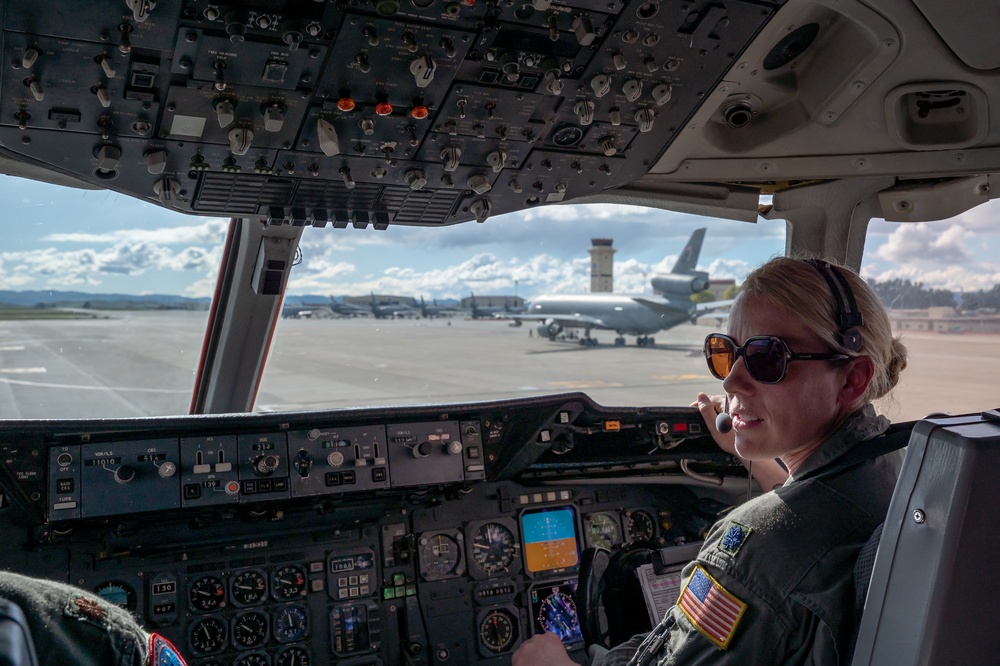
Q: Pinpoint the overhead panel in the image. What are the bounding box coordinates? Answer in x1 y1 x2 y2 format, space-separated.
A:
0 0 782 227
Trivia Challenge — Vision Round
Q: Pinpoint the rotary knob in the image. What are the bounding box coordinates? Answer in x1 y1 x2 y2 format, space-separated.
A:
255 454 280 475
405 169 427 191
158 461 177 478
114 464 136 484
327 451 345 467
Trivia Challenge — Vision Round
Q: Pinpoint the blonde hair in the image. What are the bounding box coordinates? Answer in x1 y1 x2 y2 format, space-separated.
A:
735 256 907 403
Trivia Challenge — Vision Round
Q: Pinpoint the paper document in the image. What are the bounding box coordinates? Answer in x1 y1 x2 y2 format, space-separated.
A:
636 563 686 626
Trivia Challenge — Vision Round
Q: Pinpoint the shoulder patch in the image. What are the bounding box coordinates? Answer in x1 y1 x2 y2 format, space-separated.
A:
677 565 747 650
150 633 187 666
718 521 752 556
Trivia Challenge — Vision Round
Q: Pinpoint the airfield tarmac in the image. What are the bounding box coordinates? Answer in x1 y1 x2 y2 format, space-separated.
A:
0 311 996 422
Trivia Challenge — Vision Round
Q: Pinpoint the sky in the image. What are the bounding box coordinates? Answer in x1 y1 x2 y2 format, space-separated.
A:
3 174 1000 301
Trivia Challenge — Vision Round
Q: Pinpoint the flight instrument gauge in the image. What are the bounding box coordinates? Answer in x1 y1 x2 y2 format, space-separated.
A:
231 609 270 649
94 580 136 611
231 569 268 606
584 512 622 550
234 653 269 666
470 522 518 576
273 604 309 643
419 531 464 580
188 616 227 655
533 587 582 645
624 509 656 543
479 608 519 653
189 575 226 612
276 645 311 666
271 564 307 600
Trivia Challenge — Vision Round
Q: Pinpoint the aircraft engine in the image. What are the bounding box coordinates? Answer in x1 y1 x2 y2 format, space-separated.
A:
538 320 562 339
650 272 709 295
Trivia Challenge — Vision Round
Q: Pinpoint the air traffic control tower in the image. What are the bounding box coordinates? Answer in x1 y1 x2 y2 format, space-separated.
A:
589 238 615 293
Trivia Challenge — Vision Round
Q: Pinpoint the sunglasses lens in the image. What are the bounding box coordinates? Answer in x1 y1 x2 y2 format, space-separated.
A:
744 338 786 383
705 336 735 380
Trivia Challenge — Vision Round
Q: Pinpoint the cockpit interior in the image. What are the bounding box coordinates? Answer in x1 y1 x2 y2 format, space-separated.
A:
1 0 999 664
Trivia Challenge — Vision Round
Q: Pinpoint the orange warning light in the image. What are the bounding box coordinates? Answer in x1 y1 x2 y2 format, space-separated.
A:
410 105 429 119
337 97 356 112
375 101 393 116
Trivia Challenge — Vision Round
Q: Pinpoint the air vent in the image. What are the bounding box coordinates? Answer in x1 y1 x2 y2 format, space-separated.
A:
379 188 462 225
193 174 294 214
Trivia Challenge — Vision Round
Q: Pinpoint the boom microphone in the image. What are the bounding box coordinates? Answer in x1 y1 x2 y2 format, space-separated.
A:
716 397 733 434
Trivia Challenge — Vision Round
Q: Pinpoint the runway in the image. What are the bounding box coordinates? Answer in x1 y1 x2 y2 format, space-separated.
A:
0 311 995 422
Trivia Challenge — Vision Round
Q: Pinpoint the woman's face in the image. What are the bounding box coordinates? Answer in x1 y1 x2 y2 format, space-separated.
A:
724 294 855 472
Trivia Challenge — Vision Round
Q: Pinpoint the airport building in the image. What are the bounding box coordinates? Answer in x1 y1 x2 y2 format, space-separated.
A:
887 307 1000 334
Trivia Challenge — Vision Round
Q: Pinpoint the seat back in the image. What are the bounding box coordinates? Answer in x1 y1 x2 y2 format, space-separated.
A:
0 599 39 666
850 410 1000 665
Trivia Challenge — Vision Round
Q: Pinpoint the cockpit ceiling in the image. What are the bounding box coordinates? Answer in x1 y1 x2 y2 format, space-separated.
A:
2 0 1000 229
0 0 783 227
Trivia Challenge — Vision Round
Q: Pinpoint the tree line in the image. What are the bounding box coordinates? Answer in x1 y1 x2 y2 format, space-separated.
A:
870 278 1000 312
691 279 1000 312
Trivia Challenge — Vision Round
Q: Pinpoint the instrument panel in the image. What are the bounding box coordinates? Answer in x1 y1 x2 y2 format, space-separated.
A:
0 393 740 664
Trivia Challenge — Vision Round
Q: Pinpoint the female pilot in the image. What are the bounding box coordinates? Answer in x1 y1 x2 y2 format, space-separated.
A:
512 256 908 666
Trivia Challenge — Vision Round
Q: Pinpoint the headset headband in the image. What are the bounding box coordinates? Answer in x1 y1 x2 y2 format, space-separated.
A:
805 259 864 352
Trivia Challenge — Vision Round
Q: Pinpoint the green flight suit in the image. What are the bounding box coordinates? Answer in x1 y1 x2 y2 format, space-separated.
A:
601 405 898 666
0 570 187 666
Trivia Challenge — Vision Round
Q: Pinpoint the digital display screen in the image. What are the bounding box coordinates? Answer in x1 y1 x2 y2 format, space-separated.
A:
520 507 579 573
529 580 582 646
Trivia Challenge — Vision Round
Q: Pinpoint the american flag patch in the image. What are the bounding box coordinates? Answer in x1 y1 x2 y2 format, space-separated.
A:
677 565 747 649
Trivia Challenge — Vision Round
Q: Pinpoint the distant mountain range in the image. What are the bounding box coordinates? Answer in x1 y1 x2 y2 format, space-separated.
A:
0 291 462 309
0 290 210 309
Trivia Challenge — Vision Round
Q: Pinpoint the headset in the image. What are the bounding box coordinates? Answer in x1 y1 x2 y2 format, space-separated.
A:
806 259 865 353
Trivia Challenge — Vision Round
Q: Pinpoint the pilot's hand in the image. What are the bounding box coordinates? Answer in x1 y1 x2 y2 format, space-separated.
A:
512 632 576 666
693 392 737 456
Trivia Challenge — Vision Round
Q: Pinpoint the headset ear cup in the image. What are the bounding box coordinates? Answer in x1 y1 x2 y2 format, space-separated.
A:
841 327 863 353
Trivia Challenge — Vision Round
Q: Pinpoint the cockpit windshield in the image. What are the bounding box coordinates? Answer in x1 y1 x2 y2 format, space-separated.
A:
2 174 996 420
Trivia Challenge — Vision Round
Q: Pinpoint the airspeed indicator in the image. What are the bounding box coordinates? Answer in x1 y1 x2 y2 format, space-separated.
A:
471 522 518 575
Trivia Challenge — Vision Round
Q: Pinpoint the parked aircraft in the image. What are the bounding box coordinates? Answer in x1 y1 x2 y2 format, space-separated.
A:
368 293 419 319
328 296 372 318
469 293 525 319
0 2 995 666
418 297 461 318
511 228 729 346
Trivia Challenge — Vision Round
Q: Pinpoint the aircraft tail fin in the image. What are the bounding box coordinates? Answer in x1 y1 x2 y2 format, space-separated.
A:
671 228 706 274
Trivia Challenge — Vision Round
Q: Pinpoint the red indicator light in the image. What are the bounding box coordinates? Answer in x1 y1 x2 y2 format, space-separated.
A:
410 105 429 119
375 102 393 116
337 97 355 112
672 423 689 433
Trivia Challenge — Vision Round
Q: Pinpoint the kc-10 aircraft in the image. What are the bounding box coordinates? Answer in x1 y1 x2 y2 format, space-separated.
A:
0 1 998 665
511 228 731 346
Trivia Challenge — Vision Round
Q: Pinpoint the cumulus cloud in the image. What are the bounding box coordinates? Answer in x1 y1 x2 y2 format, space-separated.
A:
1 241 223 288
44 217 229 245
875 222 970 265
